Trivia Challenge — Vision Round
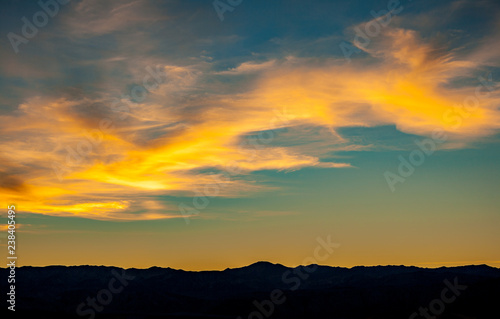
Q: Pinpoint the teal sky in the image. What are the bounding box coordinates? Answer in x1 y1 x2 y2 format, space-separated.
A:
0 0 499 269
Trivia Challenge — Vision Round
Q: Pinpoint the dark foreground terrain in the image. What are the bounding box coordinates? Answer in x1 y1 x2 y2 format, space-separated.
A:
1 262 499 319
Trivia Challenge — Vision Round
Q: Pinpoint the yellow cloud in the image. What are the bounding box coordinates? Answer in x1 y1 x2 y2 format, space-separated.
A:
1 26 498 221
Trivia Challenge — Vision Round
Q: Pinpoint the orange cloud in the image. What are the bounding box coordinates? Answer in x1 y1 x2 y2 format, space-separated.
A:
1 26 498 221
252 29 499 139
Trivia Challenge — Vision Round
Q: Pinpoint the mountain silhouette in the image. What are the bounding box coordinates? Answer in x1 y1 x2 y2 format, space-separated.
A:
1 263 499 318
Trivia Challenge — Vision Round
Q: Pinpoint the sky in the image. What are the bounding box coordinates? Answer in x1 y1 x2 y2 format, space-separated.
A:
0 0 499 270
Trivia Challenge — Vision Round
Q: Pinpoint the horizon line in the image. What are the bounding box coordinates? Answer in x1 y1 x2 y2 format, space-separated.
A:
4 261 500 271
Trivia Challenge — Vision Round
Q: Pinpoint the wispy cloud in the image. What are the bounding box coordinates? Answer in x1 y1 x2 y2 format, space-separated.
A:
1 1 499 221
215 60 276 75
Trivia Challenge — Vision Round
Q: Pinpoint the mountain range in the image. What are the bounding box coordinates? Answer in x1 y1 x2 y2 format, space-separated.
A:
2 262 499 319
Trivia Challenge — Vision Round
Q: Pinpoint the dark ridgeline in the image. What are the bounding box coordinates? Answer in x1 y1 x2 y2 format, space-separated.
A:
1 262 499 319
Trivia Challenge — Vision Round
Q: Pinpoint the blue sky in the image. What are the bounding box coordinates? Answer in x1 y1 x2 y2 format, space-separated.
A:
0 0 499 269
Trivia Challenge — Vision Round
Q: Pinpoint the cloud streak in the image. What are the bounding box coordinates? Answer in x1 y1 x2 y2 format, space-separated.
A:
1 1 499 221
